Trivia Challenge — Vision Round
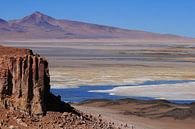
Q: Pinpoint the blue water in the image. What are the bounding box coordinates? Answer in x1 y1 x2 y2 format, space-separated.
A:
51 80 195 104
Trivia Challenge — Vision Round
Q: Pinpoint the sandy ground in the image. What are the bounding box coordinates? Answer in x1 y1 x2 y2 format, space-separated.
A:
74 104 195 129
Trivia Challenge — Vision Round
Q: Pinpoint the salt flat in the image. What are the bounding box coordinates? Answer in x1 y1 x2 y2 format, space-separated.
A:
1 40 195 100
89 81 195 100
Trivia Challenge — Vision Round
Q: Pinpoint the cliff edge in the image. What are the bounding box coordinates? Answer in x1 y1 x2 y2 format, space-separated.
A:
0 45 74 116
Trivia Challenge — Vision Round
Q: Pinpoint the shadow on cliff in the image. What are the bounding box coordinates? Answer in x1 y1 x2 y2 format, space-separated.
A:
46 93 80 116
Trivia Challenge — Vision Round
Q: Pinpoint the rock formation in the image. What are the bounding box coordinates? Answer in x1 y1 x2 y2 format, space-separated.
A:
0 46 74 116
0 46 117 129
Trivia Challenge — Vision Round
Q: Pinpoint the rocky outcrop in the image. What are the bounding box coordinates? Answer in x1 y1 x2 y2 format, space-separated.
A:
0 46 74 116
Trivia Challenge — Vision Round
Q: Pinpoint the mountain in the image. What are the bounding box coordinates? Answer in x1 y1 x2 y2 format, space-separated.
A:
0 18 8 24
0 18 10 32
0 11 192 41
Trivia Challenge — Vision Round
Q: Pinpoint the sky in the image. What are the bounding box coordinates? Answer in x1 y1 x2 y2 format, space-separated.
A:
0 0 194 37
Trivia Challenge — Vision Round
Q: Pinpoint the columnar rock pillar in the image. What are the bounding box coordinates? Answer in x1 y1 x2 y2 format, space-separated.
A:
0 46 50 116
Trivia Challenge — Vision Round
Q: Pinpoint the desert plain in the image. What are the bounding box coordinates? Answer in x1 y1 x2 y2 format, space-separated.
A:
1 39 195 129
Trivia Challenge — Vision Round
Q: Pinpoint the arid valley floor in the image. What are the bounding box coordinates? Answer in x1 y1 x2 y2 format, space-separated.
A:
1 40 195 129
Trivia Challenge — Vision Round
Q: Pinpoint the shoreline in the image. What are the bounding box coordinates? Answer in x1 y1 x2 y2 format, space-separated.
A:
75 98 195 104
50 79 195 104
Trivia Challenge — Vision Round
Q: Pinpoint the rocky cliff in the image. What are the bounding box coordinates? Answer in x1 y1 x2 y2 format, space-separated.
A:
0 46 74 116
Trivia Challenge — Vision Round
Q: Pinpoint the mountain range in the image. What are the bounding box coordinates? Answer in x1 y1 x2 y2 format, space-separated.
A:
0 11 193 41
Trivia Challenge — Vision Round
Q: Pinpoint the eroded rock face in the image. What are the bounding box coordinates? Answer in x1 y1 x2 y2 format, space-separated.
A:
0 46 73 116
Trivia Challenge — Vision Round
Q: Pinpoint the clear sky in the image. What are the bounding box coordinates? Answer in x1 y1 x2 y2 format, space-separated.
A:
0 0 194 37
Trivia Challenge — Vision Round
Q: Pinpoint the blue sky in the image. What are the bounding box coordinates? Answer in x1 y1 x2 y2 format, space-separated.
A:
0 0 194 37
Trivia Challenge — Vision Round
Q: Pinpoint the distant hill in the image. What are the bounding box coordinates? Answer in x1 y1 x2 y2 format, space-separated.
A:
0 11 193 41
